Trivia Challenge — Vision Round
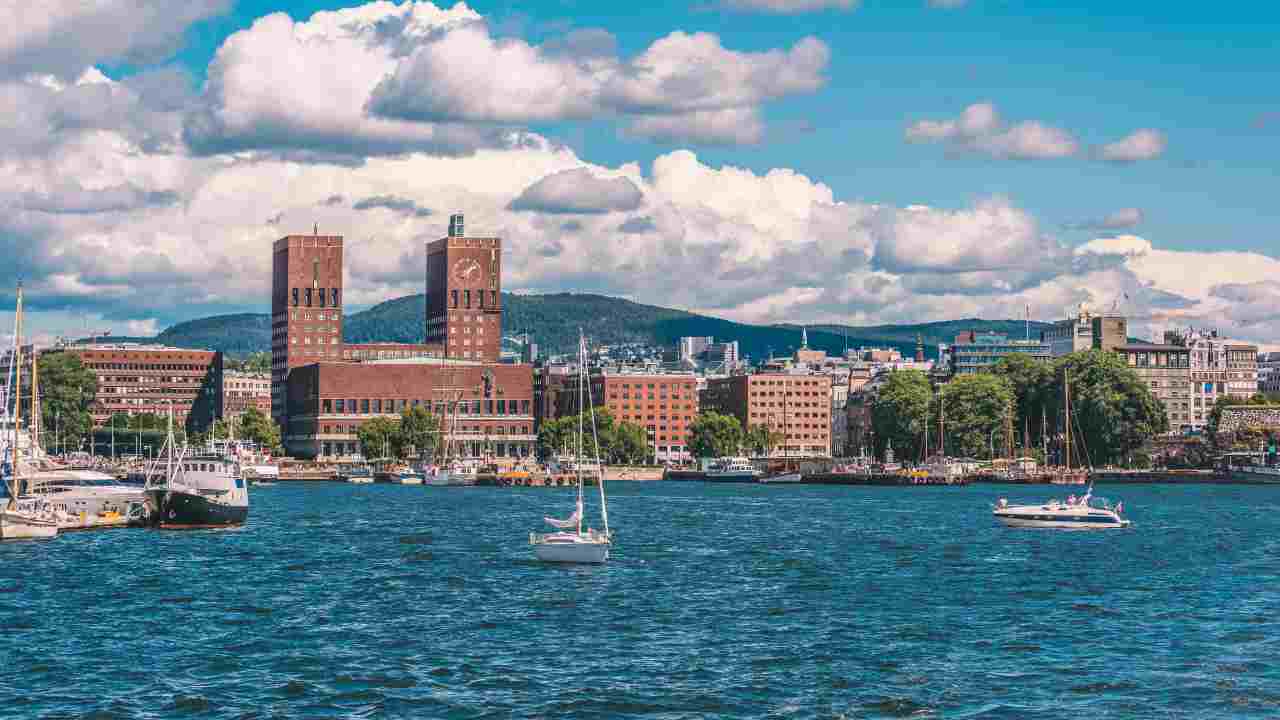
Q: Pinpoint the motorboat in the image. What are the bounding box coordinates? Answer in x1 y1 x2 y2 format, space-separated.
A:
422 461 479 487
146 413 250 530
759 470 802 484
993 488 1130 529
336 463 375 483
29 470 148 530
387 468 424 485
531 331 612 564
704 457 762 482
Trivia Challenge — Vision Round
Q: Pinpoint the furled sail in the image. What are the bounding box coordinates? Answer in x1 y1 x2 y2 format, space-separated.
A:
544 508 580 529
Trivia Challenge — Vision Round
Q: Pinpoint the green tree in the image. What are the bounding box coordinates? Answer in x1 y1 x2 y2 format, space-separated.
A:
609 419 651 465
1051 350 1168 467
398 406 439 460
235 407 283 454
357 416 402 459
937 373 1015 459
870 369 931 461
991 352 1055 447
36 352 97 453
744 423 783 456
242 352 271 374
688 411 744 458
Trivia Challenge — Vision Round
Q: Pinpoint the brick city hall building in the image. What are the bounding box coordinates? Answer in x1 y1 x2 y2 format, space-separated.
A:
271 215 535 461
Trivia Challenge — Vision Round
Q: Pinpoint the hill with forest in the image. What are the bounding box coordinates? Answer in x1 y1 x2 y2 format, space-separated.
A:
104 292 1051 361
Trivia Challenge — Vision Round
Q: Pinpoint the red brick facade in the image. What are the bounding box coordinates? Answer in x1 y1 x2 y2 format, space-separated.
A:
702 374 832 457
67 346 222 430
284 360 535 461
560 373 698 462
271 234 344 423
425 229 502 362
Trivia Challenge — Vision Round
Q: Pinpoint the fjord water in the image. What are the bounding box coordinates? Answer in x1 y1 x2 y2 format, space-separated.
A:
3 483 1279 719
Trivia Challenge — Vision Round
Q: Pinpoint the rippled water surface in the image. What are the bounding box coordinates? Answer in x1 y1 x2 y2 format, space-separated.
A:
3 482 1280 718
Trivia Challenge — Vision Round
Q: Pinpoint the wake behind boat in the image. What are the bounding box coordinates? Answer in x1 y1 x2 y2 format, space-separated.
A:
993 487 1129 529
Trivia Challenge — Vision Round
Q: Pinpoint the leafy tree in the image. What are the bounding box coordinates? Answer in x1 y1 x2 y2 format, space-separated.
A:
991 353 1055 448
744 423 783 456
129 413 168 430
235 407 282 454
536 408 651 464
938 373 1015 459
870 369 931 461
358 416 402 459
1051 350 1168 467
688 411 744 458
36 352 97 453
398 406 439 460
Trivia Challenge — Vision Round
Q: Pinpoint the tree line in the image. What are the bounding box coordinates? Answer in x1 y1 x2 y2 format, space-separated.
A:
864 350 1168 467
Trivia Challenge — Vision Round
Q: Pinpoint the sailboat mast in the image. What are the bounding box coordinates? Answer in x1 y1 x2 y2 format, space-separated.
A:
575 332 584 536
1064 370 1071 471
11 285 22 503
939 389 946 458
30 345 38 459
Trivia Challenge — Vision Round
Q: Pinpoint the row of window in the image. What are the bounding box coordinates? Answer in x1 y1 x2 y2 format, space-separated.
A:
86 363 209 372
291 287 340 308
321 398 532 416
318 424 532 437
450 289 497 310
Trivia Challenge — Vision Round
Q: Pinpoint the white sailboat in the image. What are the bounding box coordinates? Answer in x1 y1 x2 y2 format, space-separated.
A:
530 331 611 564
1 284 58 540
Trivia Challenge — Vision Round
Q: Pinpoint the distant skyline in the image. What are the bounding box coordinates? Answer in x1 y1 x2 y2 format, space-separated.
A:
1 0 1277 348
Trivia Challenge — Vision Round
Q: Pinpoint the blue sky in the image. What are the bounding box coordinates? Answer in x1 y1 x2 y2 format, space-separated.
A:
2 0 1278 345
152 0 1279 256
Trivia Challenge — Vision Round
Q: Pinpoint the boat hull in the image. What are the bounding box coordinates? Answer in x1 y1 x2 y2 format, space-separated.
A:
994 511 1129 529
0 508 59 540
759 473 803 484
149 490 248 530
704 472 761 483
533 539 609 564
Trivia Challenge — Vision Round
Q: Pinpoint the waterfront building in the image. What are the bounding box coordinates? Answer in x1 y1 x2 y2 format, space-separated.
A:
558 371 699 463
61 344 222 431
284 358 534 461
702 373 832 457
1259 351 1280 394
1161 329 1259 430
425 214 502 362
1041 307 1128 357
271 232 345 425
342 343 441 362
1117 343 1192 432
223 371 271 418
950 332 1050 374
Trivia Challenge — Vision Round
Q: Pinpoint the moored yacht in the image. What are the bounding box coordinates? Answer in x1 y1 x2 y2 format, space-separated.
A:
147 413 249 529
705 457 762 482
993 488 1129 529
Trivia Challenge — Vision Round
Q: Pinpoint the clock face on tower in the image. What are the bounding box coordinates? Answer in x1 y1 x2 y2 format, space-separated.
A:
452 257 482 283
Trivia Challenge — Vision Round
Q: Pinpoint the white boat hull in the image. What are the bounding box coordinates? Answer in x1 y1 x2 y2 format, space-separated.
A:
348 477 374 484
394 478 423 485
994 509 1129 529
0 508 59 540
533 540 609 564
759 472 803 484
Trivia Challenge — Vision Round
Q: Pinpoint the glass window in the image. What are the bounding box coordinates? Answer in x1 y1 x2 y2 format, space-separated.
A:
319 287 326 307
323 399 332 413
292 288 299 306
464 289 471 308
451 289 458 308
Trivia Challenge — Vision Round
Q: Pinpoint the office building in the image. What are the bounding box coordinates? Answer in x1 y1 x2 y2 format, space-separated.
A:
702 373 832 457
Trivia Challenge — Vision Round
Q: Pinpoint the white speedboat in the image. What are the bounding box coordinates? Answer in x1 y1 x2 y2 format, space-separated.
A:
993 488 1129 529
705 457 762 483
390 469 424 485
422 462 479 486
759 471 802 484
